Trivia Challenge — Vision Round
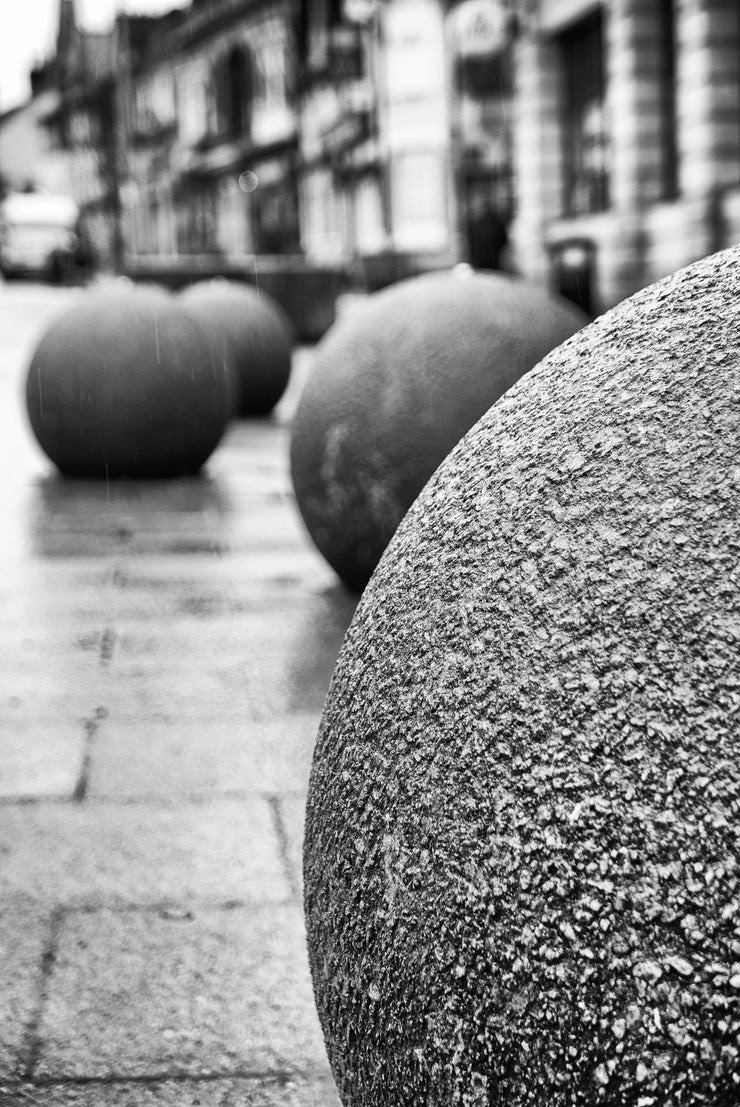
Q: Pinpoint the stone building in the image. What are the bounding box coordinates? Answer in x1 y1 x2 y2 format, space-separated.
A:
116 9 190 260
510 0 740 313
40 0 122 269
297 0 740 312
25 0 740 317
294 0 514 286
120 0 300 263
296 0 459 286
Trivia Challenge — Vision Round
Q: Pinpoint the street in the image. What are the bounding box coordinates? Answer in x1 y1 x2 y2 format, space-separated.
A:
0 281 353 1106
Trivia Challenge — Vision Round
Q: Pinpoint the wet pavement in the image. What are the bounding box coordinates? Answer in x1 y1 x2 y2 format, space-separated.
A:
0 282 355 1105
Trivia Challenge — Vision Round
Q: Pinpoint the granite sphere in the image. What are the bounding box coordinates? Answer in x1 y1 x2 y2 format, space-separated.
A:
304 246 740 1105
179 279 293 416
26 288 232 478
290 270 588 591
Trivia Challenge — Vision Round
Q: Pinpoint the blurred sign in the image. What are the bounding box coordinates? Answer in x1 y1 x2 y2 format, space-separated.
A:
449 0 509 56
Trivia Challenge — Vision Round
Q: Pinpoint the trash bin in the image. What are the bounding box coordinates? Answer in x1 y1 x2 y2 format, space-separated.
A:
549 238 595 317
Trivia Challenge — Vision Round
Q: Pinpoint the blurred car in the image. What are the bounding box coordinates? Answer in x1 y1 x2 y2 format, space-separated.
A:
0 190 86 282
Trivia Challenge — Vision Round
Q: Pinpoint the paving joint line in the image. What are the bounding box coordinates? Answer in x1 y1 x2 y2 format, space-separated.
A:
267 794 301 900
98 626 117 666
0 789 308 808
72 707 108 803
61 896 297 916
11 1065 329 1088
81 789 307 807
21 905 65 1082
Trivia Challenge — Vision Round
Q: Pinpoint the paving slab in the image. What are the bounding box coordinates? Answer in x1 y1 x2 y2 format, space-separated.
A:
0 799 290 909
0 556 339 627
79 608 351 723
25 501 308 561
88 715 321 800
0 676 100 729
0 290 347 1103
0 719 85 801
1 579 352 801
34 905 330 1082
2 1074 340 1106
0 902 55 1081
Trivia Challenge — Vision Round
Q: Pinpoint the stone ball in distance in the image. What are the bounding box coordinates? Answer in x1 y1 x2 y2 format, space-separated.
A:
179 279 293 416
25 288 232 478
304 246 740 1105
290 271 588 592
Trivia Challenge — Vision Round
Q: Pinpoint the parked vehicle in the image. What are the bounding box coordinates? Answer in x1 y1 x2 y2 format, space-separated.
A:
0 190 88 282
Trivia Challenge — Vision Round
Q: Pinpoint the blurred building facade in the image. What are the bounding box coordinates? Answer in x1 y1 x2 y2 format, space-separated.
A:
297 0 457 287
511 0 740 312
5 0 739 315
295 0 740 309
40 0 122 268
122 0 299 262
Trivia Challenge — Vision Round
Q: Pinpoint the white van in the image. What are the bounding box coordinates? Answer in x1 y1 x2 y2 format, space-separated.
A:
0 190 82 281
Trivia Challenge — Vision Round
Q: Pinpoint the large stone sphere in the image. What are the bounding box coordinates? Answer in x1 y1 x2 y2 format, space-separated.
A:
179 279 293 416
290 271 588 591
25 289 232 478
304 246 740 1106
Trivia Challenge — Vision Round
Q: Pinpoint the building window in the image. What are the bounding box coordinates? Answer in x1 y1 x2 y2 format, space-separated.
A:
659 0 678 199
212 45 254 138
228 47 250 135
559 10 609 215
252 181 300 254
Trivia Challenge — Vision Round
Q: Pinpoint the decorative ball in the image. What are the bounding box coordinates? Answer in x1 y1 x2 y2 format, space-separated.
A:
290 271 588 591
25 288 232 478
179 279 293 416
304 246 740 1105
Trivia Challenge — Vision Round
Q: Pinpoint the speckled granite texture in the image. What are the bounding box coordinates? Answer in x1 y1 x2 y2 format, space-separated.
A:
290 271 588 591
304 246 740 1105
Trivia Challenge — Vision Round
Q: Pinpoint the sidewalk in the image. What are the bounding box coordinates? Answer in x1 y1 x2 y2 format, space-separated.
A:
0 285 353 1106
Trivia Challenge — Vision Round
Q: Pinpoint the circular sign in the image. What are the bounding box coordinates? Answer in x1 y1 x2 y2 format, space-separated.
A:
449 0 509 56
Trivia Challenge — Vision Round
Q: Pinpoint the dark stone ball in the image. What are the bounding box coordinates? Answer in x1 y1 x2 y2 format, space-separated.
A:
179 279 293 416
290 270 588 592
25 288 232 478
304 246 740 1105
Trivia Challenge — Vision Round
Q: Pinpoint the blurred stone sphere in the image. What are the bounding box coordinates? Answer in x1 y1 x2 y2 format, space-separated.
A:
290 270 588 591
304 246 740 1105
179 279 293 416
25 288 232 478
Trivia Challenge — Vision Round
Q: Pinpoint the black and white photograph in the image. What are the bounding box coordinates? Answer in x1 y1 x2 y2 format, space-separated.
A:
0 1 738 1104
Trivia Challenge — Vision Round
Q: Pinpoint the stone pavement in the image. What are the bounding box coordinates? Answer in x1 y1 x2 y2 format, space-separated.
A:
0 284 355 1106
